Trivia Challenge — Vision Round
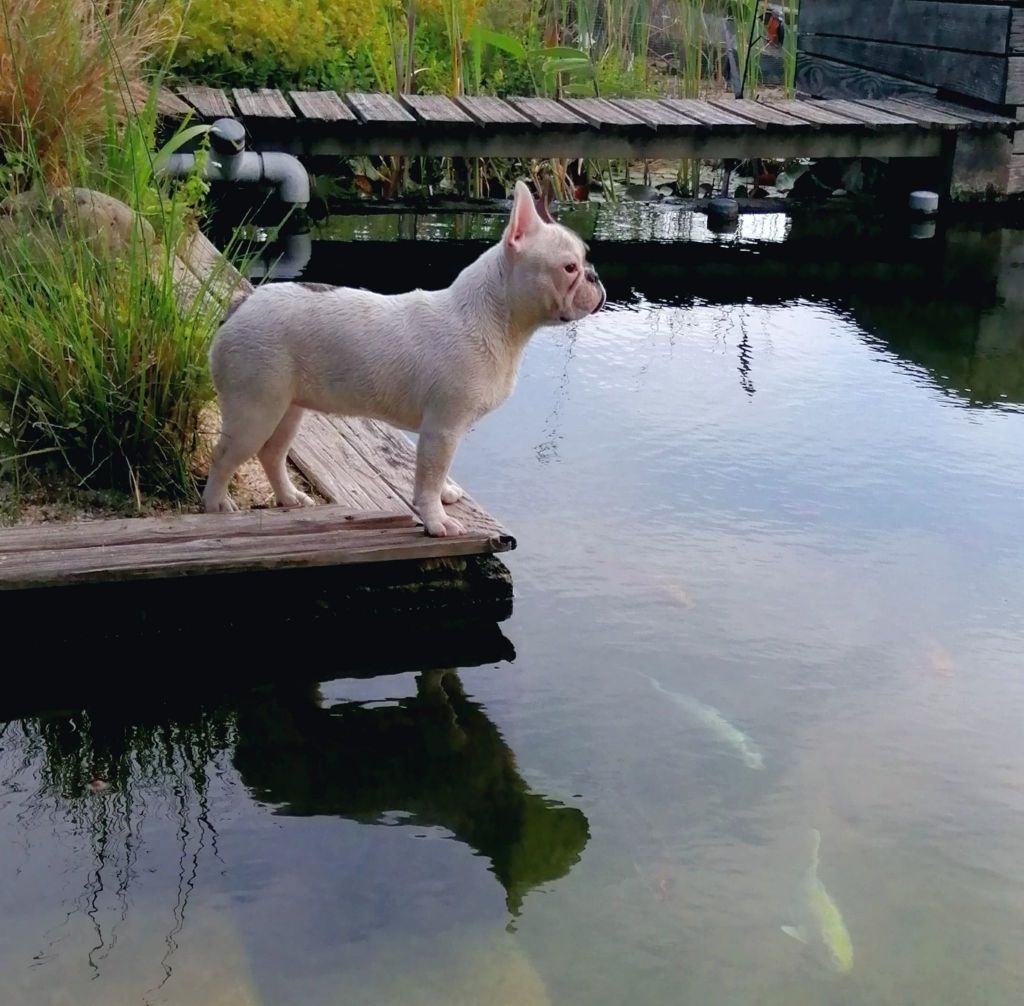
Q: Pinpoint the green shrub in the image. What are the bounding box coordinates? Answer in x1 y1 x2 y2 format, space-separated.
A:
170 0 385 90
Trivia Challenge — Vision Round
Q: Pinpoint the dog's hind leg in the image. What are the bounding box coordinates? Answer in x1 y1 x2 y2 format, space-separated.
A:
203 400 291 513
257 405 314 508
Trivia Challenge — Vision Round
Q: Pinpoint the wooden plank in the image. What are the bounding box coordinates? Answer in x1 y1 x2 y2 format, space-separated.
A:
659 98 753 129
291 413 512 545
707 99 816 129
402 93 475 125
913 95 1016 128
455 95 531 127
345 92 416 125
289 90 356 122
796 52 938 101
812 98 922 129
333 417 511 544
1010 57 1024 104
1014 10 1024 53
232 88 294 119
781 99 872 127
858 97 971 130
507 96 588 130
611 98 702 128
0 524 511 590
1016 129 1024 154
800 1 1012 56
291 412 407 513
559 97 650 133
176 85 234 119
157 87 191 118
0 507 416 556
800 35 1010 105
1010 154 1024 193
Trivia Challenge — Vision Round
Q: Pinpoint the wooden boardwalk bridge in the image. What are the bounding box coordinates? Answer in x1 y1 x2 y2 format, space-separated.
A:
159 86 1018 181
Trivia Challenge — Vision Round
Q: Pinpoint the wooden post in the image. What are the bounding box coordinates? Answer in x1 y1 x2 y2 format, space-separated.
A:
949 130 1016 201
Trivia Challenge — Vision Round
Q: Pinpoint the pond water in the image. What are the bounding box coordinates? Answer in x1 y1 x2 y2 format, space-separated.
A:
3 212 1023 1005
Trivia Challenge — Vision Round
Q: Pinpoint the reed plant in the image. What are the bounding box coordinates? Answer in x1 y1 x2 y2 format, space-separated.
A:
782 0 799 97
0 0 169 187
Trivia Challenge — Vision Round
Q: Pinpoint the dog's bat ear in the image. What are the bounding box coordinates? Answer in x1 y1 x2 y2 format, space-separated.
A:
508 180 542 249
534 176 556 224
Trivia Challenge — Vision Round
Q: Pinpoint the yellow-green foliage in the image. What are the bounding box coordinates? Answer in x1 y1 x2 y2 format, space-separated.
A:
171 0 385 88
172 0 490 92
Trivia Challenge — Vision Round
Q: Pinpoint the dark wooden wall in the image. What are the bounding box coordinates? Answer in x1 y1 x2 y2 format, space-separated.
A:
797 0 1023 106
797 0 1023 192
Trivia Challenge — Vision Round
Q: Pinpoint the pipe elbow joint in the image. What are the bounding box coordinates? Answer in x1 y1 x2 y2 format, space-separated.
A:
259 152 310 206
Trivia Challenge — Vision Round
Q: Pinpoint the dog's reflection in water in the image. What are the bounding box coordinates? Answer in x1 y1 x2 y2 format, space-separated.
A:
233 669 589 915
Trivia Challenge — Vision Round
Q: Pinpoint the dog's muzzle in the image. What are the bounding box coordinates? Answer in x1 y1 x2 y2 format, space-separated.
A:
585 266 606 313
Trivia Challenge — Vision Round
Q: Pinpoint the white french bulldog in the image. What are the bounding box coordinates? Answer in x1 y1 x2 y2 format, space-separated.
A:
202 180 605 536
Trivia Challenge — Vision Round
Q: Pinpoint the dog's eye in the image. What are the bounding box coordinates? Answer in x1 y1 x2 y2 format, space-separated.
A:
564 263 578 274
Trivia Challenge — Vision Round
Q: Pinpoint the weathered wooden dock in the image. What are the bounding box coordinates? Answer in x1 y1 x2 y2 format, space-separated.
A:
0 233 514 601
159 86 1015 164
0 421 513 590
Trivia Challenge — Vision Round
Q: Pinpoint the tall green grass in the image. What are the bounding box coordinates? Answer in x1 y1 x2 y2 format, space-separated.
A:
0 186 224 496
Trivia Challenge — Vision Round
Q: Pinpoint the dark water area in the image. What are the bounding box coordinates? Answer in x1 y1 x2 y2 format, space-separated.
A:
3 207 1023 1004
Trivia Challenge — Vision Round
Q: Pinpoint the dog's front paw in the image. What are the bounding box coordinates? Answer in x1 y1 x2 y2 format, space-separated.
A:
276 489 316 508
421 512 467 537
203 495 239 513
440 481 464 505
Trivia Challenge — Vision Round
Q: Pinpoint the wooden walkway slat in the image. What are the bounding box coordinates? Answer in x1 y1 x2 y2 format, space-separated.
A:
813 99 921 129
232 88 294 119
454 95 531 127
764 99 867 128
611 98 702 129
707 99 815 129
346 92 416 125
291 412 407 512
857 98 970 130
402 93 475 125
915 96 1014 128
560 97 650 133
658 98 753 129
176 85 234 119
290 90 357 122
157 86 192 118
0 508 416 555
507 96 589 130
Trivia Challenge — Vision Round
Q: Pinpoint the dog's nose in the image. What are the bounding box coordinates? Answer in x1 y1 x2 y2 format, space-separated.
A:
585 266 598 284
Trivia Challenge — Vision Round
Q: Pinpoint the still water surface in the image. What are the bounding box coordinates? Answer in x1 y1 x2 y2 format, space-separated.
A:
2 216 1023 1005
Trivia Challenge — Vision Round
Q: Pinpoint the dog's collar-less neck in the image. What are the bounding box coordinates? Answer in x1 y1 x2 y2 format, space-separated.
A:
449 244 538 352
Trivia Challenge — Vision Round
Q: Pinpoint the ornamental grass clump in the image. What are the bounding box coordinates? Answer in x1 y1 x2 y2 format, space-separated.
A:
0 0 225 501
